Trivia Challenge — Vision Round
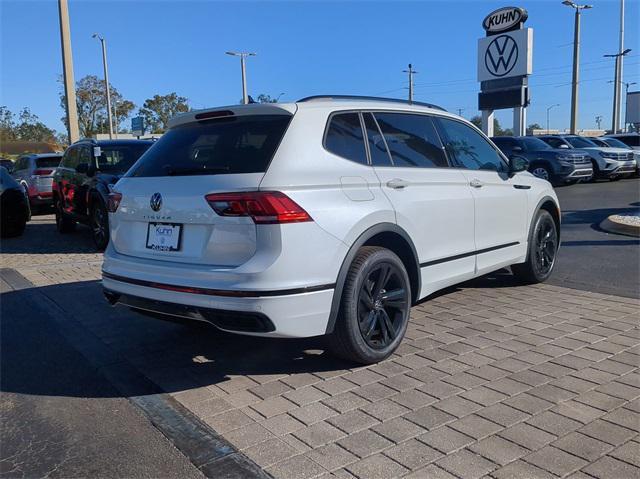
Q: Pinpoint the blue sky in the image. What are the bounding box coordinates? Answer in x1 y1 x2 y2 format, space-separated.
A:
1 0 638 134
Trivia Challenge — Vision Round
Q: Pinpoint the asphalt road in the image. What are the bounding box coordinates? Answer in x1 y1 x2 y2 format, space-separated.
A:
0 285 204 479
550 177 640 298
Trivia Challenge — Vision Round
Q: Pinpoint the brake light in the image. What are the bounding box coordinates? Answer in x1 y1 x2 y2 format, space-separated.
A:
205 191 312 224
33 169 53 176
107 192 122 212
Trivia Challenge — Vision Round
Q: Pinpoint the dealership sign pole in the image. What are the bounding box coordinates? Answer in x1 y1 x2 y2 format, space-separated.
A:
478 7 533 137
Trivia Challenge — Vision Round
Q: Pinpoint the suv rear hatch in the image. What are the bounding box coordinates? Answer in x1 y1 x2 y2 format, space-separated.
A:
109 105 296 267
32 155 62 197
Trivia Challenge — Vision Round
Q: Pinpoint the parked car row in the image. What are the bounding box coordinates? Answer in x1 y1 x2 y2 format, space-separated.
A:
491 133 639 185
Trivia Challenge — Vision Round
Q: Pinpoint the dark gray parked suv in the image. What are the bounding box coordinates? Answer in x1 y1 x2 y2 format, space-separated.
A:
491 136 592 185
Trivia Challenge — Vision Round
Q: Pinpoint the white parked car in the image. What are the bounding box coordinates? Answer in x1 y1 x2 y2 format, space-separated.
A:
102 96 561 364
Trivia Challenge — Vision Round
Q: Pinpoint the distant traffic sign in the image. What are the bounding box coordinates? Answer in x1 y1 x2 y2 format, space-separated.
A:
131 117 144 136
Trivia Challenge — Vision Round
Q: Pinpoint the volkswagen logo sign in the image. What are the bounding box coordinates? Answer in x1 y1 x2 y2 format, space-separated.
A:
485 35 518 77
150 192 162 212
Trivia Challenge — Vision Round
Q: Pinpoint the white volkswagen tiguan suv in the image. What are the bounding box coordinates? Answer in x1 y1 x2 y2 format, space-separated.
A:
102 96 560 364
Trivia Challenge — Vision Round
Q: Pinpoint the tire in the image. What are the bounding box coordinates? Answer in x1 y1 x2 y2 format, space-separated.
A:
326 246 411 364
531 165 552 183
589 160 600 182
512 209 559 284
91 201 109 251
55 196 76 233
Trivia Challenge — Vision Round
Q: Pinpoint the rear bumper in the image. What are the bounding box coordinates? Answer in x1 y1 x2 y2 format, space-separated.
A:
102 272 334 338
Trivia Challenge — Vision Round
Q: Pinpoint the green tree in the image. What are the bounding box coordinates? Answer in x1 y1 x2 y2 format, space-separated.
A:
0 106 56 143
0 106 17 143
139 93 189 133
257 94 278 103
60 75 135 138
527 123 542 135
470 115 512 136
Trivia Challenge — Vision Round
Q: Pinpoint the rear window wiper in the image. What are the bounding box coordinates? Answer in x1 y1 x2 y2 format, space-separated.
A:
163 165 230 176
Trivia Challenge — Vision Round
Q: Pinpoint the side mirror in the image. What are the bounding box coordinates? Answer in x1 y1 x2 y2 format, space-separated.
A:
509 156 529 177
75 163 89 174
558 144 570 149
512 145 523 152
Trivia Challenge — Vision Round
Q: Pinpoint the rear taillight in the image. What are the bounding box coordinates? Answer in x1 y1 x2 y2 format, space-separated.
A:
107 192 122 213
205 191 312 224
32 169 53 176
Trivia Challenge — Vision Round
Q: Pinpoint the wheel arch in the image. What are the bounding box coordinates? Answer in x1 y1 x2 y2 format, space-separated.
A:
325 223 421 334
530 196 561 245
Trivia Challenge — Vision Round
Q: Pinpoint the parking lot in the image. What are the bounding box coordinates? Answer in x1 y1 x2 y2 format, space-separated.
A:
1 179 639 479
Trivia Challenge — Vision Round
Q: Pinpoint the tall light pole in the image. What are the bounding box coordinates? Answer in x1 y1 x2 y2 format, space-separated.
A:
92 33 114 139
562 1 592 134
226 51 256 105
547 104 560 134
57 0 80 143
605 48 632 133
403 64 418 103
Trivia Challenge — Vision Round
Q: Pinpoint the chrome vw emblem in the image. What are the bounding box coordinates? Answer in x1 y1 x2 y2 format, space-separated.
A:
150 192 162 212
485 35 518 77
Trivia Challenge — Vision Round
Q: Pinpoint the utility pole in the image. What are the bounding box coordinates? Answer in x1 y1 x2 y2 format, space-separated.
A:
615 0 625 133
57 0 80 143
547 104 560 134
457 108 465 117
563 1 592 134
605 48 632 133
93 33 114 139
226 51 256 105
403 64 417 103
595 115 602 130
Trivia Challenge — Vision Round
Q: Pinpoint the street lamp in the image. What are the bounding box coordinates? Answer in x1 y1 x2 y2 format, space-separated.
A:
275 92 285 102
92 33 114 139
562 1 592 134
226 51 256 105
547 104 560 134
604 48 632 133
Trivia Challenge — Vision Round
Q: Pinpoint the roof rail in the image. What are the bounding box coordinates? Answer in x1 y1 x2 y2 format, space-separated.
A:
297 95 447 112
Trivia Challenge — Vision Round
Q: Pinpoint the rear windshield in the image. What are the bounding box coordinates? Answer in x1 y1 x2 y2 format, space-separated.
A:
97 144 151 173
129 115 291 177
36 156 62 168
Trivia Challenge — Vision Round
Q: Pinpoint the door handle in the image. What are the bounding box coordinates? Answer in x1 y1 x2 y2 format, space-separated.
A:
387 178 409 189
469 179 484 188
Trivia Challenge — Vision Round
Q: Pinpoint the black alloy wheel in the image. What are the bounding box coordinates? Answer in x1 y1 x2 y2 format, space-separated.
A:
512 209 558 284
327 246 411 364
532 213 558 278
358 262 409 349
91 202 109 250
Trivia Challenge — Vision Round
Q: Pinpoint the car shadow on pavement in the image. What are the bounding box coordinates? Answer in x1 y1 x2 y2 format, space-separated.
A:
0 221 96 254
0 280 352 399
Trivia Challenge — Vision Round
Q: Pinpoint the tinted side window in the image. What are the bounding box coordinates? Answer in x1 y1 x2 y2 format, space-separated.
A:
437 118 507 172
79 146 92 167
363 113 392 166
373 113 447 168
324 113 367 165
491 137 515 154
544 137 564 149
63 147 80 169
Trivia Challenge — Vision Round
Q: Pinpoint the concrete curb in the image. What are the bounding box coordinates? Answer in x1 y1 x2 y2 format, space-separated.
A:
600 215 640 238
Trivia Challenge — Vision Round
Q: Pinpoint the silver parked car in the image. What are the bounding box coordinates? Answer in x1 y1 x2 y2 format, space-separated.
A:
12 153 63 210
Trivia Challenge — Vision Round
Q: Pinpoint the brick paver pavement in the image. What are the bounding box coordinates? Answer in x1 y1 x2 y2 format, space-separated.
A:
2 216 639 478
